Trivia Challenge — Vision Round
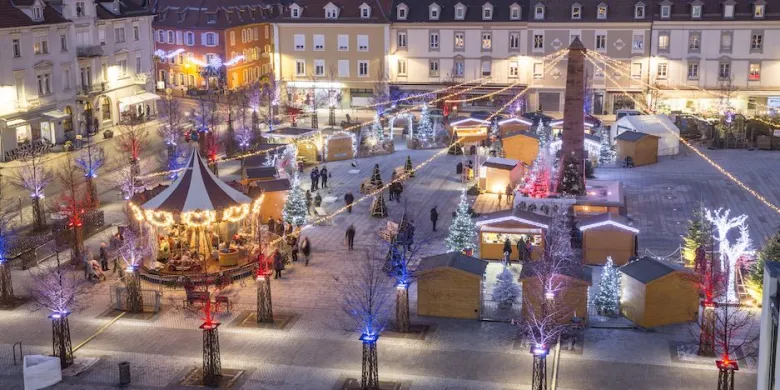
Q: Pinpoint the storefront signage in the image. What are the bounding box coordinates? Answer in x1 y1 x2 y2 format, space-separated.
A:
768 97 780 109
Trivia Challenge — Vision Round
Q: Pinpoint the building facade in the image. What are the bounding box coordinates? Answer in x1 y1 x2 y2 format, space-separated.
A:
0 0 155 161
152 0 275 92
273 0 391 107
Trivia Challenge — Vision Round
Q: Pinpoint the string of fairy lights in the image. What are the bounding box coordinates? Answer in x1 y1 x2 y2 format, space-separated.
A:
584 54 780 215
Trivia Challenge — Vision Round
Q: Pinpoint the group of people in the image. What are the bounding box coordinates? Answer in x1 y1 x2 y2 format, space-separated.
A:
502 237 534 265
266 235 312 279
84 231 126 282
497 183 515 206
305 191 323 215
309 166 330 191
388 171 405 202
267 217 297 237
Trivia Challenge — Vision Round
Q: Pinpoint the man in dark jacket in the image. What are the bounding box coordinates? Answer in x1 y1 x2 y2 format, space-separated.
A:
393 181 403 203
430 207 439 231
320 166 329 188
272 250 284 279
310 167 319 191
345 224 356 250
267 217 276 234
505 183 514 206
344 192 355 213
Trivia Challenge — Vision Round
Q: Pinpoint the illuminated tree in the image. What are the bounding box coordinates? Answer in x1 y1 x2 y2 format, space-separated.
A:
53 159 89 265
0 178 16 306
705 208 752 303
748 232 780 297
12 146 53 231
593 256 620 317
73 134 104 209
282 173 307 226
682 202 712 267
492 265 521 308
158 96 186 179
445 189 476 253
415 103 434 145
115 121 150 179
597 127 614 165
371 113 384 141
385 239 421 333
118 229 149 313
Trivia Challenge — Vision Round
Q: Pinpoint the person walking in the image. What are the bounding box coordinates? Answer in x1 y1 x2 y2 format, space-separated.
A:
314 192 323 208
505 183 513 206
272 249 284 279
430 207 439 232
289 236 299 262
99 242 109 271
394 181 403 203
310 167 319 191
267 217 276 234
503 238 513 264
344 192 355 213
305 190 313 215
345 224 356 250
405 220 416 251
300 237 311 266
320 166 329 188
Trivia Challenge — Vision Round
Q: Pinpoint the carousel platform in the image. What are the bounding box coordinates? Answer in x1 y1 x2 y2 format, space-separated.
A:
140 253 257 287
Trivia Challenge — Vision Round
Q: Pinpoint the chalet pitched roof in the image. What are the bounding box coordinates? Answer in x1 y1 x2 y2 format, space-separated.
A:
578 212 638 234
0 0 69 28
244 166 278 180
518 261 592 284
476 209 551 229
269 127 319 137
503 130 540 140
619 256 688 284
482 157 519 170
615 131 657 143
252 177 291 192
416 252 488 276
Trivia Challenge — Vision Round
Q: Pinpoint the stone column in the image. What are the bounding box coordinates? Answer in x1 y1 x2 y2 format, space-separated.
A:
560 38 587 177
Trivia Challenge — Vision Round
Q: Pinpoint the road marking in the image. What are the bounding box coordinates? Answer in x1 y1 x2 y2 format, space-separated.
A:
73 311 125 352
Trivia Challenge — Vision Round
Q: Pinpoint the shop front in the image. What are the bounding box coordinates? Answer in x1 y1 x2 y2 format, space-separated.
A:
475 210 550 261
449 117 489 146
118 92 160 124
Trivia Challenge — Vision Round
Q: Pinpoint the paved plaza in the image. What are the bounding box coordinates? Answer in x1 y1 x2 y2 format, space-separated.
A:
0 142 769 389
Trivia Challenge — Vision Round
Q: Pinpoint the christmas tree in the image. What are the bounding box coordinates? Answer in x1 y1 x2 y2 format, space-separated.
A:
415 103 434 144
370 164 382 186
282 173 308 226
748 231 780 297
489 120 500 137
557 154 585 196
445 189 477 253
594 256 621 317
404 155 414 177
492 265 521 308
682 202 712 267
598 127 614 165
371 113 384 141
371 193 388 218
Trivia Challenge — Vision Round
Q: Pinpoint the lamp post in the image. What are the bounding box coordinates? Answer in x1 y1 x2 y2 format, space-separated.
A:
360 333 379 389
716 357 738 390
255 272 273 323
50 310 73 368
200 321 222 386
125 265 143 313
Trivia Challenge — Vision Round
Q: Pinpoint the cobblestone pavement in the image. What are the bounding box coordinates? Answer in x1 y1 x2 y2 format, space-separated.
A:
0 142 764 389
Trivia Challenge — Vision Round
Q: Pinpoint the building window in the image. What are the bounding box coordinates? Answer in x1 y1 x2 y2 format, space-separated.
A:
101 96 111 120
33 37 48 55
397 6 407 20
481 32 492 50
455 6 465 19
454 59 464 77
719 62 731 79
656 63 667 79
313 34 324 51
157 30 164 42
397 32 406 48
397 59 407 76
167 30 174 43
358 61 368 77
535 5 544 19
631 63 642 79
296 60 306 76
635 4 645 18
361 6 370 18
76 1 85 16
136 57 142 73
326 7 338 19
691 5 702 18
186 32 194 45
533 63 543 79
118 59 127 76
661 5 671 18
658 33 669 51
314 60 325 76
454 32 464 49
338 59 349 77
510 6 521 20
596 34 606 50
481 60 491 76
687 63 699 79
597 5 607 19
115 27 126 44
429 60 440 77
483 6 492 19
60 34 68 51
571 5 581 19
37 74 50 95
12 39 21 58
339 34 349 51
294 34 305 51
633 34 644 50
755 4 765 18
720 32 732 52
430 32 439 49
689 33 700 51
206 13 216 24
133 26 140 41
749 63 761 81
429 6 439 20
291 7 300 18
32 6 42 21
509 33 520 50
205 33 216 46
751 33 763 51
509 61 519 78
533 34 544 50
357 35 368 51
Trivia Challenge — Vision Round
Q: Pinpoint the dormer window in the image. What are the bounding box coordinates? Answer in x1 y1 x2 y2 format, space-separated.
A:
482 3 493 20
32 5 43 21
324 3 339 19
359 3 371 18
429 3 440 20
206 13 217 24
660 4 671 18
397 3 407 19
597 3 608 19
634 2 645 19
455 3 465 20
691 4 702 18
571 3 581 19
754 2 766 19
534 4 544 19
290 4 301 18
510 4 521 20
723 2 734 18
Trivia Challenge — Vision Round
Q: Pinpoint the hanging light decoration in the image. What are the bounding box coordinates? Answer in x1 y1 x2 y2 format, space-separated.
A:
181 209 216 227
144 210 175 228
222 204 250 223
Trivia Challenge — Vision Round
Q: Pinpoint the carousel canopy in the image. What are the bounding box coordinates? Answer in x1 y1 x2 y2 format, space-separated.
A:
142 148 252 213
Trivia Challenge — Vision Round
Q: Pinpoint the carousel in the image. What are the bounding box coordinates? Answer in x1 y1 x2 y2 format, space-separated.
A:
129 148 264 280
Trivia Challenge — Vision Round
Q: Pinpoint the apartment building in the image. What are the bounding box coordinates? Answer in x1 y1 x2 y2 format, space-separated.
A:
153 0 275 91
273 0 391 107
0 0 155 161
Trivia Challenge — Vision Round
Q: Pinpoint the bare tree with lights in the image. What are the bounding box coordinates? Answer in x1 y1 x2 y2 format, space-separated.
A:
53 159 90 265
336 253 392 389
705 208 752 303
157 96 187 180
73 134 105 209
12 146 54 231
115 120 150 179
0 177 16 306
118 229 150 313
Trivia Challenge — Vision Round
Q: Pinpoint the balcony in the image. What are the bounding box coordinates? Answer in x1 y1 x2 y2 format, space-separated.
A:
77 45 103 58
76 83 106 97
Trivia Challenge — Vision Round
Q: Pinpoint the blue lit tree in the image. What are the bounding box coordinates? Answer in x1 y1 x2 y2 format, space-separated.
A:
157 97 186 180
74 138 104 208
12 146 53 231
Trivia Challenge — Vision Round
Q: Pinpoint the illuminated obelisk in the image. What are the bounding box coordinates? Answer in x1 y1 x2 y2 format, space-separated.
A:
557 37 586 195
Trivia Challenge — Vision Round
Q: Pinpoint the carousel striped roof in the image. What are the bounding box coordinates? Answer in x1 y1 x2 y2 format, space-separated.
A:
141 148 252 213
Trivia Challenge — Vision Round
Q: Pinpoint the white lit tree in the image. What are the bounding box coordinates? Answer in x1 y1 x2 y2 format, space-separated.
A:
598 127 614 165
371 113 384 141
705 208 752 303
282 173 307 226
492 266 521 308
593 256 620 317
445 189 477 253
490 120 500 138
414 103 434 145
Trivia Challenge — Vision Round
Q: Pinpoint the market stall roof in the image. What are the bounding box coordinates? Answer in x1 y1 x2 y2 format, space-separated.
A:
476 209 551 229
267 127 318 140
578 212 638 233
482 157 519 170
251 178 291 192
142 148 252 212
519 261 592 284
416 252 488 276
619 257 688 284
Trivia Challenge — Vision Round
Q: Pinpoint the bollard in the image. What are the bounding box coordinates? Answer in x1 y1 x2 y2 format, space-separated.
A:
118 361 131 385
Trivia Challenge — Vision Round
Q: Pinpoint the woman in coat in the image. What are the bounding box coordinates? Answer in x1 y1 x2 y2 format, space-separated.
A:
272 249 284 279
300 237 311 266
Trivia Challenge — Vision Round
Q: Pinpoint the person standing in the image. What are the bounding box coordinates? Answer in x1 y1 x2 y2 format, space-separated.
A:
503 238 512 264
289 236 299 262
267 217 276 234
314 192 323 208
345 224 356 250
505 183 513 206
498 191 503 205
344 192 355 213
276 218 284 236
272 249 284 279
430 207 439 232
305 190 313 215
99 242 109 271
389 182 395 201
310 167 319 191
320 166 329 188
405 220 416 251
394 181 403 203
300 237 311 266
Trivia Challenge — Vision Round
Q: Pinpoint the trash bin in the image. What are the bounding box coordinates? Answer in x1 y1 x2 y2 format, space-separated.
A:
118 361 131 385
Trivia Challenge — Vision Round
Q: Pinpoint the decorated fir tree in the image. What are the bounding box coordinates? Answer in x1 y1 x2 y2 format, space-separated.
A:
371 193 388 218
557 155 585 196
404 155 414 177
598 127 614 165
445 189 477 253
415 103 434 144
371 113 384 141
492 266 521 308
370 163 382 186
282 174 308 226
594 256 621 317
748 231 780 297
682 202 712 266
489 120 500 137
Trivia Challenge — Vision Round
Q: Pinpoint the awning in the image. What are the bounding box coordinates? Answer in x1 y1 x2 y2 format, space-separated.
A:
119 92 161 106
42 110 69 119
6 119 26 127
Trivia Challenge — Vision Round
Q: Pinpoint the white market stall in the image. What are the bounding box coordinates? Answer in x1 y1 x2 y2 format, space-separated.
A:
613 115 680 156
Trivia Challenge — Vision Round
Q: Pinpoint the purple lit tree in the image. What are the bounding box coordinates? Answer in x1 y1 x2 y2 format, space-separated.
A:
118 229 150 313
53 159 89 265
0 177 16 306
73 133 104 209
12 146 54 231
157 97 187 180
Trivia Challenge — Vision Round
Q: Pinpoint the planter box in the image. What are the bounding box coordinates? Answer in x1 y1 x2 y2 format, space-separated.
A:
103 130 114 139
23 355 62 390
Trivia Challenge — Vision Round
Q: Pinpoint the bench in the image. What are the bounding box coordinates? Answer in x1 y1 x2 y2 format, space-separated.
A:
184 290 209 307
214 295 232 314
314 207 330 225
